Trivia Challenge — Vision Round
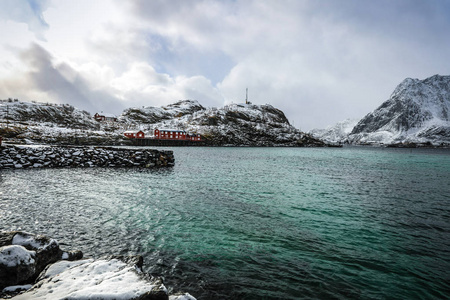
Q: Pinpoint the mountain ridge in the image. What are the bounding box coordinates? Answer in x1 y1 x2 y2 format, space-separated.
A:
119 101 324 146
310 74 450 146
0 99 327 147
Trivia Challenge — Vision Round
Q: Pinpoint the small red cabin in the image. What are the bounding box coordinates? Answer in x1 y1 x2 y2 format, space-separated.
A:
94 113 117 122
124 130 145 139
154 129 201 141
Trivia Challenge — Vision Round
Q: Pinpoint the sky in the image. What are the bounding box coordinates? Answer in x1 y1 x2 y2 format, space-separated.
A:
0 0 449 131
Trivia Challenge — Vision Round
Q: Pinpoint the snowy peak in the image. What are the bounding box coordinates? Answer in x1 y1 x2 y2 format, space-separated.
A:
120 101 290 128
0 100 97 129
389 75 450 121
309 118 359 143
163 99 205 113
350 74 450 144
120 100 206 124
196 103 290 126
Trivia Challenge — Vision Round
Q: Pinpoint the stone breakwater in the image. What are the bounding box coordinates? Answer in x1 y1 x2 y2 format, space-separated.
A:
0 145 174 169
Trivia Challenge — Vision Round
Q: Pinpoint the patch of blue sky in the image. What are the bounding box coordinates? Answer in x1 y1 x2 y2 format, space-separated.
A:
27 0 48 21
145 33 234 85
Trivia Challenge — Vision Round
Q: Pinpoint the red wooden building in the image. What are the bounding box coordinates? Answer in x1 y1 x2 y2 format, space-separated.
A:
94 113 118 122
154 129 201 141
124 130 145 139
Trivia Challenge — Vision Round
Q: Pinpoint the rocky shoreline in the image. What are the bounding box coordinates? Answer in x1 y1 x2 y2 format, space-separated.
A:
0 231 195 300
0 145 174 169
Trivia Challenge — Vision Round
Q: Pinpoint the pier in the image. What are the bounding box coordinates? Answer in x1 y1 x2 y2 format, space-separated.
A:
131 138 207 146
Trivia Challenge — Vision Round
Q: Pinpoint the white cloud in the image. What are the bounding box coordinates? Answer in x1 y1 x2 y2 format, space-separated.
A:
109 62 224 108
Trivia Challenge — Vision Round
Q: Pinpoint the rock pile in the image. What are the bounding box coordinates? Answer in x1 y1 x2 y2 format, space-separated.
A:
0 145 174 169
0 231 82 291
0 231 196 300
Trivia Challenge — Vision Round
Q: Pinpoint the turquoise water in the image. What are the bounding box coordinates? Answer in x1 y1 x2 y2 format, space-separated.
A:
1 147 449 299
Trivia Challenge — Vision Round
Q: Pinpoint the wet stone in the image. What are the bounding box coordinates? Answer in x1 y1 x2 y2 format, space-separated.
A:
0 146 174 169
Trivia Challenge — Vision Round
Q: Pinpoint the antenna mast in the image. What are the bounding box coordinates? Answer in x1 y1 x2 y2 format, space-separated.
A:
245 88 248 104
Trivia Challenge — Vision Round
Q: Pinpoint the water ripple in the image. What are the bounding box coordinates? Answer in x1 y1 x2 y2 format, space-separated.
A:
1 147 449 299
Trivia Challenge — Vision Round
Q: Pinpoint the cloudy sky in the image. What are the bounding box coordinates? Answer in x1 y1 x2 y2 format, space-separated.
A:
0 0 449 130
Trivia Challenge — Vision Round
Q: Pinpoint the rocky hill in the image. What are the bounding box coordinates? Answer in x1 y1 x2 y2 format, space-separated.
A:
0 100 124 145
309 118 359 144
0 101 97 129
1 99 327 147
120 100 206 124
349 75 450 145
121 101 326 146
310 75 450 146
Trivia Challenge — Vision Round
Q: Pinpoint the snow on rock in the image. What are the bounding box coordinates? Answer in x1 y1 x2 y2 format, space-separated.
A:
120 100 206 124
2 284 33 293
1 98 328 146
0 101 97 129
169 293 197 300
349 74 450 145
121 101 327 146
1 231 197 299
0 100 127 146
0 231 81 289
0 245 37 289
309 118 359 143
0 245 36 267
12 232 58 251
12 259 169 300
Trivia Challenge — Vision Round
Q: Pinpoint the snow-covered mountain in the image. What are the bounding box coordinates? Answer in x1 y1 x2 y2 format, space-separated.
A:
309 118 359 143
1 99 326 146
120 100 206 124
0 100 123 145
121 100 325 146
0 101 97 129
310 75 450 146
349 75 450 145
4 74 450 147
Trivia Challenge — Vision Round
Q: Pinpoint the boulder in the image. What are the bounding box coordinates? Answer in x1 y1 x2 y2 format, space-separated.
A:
0 245 36 288
1 232 196 300
13 258 169 300
0 231 82 289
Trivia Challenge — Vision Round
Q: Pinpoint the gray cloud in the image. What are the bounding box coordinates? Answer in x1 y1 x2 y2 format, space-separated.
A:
15 43 125 114
2 1 450 130
122 0 450 129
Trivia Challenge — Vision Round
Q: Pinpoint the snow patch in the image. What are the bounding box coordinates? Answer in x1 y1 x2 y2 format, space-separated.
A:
12 259 166 300
0 245 35 267
2 284 33 293
12 232 58 250
169 293 197 300
310 118 359 142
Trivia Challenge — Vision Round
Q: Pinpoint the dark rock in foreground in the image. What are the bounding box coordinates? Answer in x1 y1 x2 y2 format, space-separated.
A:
0 231 196 300
0 231 82 291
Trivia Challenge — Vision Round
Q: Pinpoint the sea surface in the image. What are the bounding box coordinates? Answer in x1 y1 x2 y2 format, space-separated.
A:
1 146 449 299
